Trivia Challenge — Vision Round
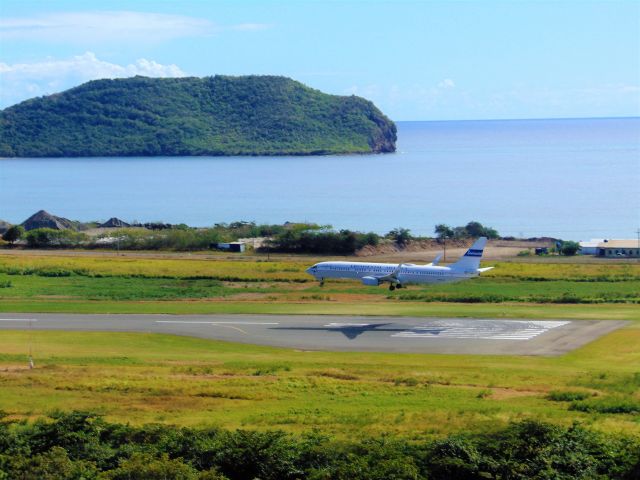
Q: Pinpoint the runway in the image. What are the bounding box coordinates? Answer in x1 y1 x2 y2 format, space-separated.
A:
0 313 626 356
0 313 625 356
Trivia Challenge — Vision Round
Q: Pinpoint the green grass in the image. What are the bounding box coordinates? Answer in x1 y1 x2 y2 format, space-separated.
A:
1 298 639 320
0 252 639 319
0 324 638 438
1 252 638 438
2 271 638 303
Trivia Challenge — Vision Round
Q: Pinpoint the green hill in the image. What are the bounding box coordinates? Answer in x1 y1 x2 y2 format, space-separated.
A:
0 75 396 157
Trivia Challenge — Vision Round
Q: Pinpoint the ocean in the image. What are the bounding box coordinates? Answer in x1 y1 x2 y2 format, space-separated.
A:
1 117 638 240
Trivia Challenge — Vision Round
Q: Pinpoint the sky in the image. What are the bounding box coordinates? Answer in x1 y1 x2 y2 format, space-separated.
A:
1 0 639 120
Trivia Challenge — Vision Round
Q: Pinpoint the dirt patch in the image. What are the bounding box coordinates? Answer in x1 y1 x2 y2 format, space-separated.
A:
489 387 543 400
0 365 34 373
355 239 554 263
225 293 271 301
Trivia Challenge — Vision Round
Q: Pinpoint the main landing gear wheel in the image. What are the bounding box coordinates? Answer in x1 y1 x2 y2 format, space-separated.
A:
389 284 395 291
319 279 324 287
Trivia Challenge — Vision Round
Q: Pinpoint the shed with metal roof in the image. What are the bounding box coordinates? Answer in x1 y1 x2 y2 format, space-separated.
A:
596 240 640 258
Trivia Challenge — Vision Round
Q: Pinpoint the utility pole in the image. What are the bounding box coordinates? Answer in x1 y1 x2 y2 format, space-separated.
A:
28 319 34 369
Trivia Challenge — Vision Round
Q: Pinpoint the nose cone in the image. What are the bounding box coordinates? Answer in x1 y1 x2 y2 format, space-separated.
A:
306 265 317 276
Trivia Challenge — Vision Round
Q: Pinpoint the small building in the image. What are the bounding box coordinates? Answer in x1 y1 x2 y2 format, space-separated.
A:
535 247 548 255
579 239 606 255
215 242 246 253
596 240 640 258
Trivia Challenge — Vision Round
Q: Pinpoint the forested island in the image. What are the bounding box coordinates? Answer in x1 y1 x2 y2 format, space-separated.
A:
0 75 396 157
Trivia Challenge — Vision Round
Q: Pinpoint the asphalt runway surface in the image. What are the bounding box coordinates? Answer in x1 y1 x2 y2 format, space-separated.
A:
0 313 627 356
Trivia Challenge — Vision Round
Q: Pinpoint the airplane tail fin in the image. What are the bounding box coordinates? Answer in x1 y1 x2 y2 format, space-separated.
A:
450 237 488 272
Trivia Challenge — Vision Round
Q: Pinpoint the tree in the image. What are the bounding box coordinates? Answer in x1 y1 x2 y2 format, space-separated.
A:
464 222 485 238
106 453 198 480
464 221 499 239
387 228 412 246
2 225 24 245
434 224 454 241
560 241 580 256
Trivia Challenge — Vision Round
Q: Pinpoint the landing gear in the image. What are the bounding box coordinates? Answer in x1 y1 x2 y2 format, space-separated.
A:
396 284 403 289
389 284 395 291
319 279 324 287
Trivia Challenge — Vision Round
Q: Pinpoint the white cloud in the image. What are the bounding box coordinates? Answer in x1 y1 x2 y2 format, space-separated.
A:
0 52 187 108
0 11 270 43
438 79 455 89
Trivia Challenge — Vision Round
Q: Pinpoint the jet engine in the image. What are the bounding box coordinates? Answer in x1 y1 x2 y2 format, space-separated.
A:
361 276 380 286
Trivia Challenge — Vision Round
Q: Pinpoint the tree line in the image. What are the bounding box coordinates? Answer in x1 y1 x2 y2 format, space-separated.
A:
0 412 638 479
1 220 537 255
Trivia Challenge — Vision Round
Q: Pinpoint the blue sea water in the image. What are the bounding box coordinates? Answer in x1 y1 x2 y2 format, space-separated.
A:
1 117 638 240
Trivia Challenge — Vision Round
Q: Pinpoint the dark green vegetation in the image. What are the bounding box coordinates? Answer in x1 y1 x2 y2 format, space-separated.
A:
0 413 638 479
9 219 504 255
265 227 380 254
560 240 581 256
1 225 23 245
0 75 396 157
435 221 500 240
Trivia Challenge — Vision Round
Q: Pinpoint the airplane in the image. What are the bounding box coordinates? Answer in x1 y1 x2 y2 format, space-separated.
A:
305 237 493 290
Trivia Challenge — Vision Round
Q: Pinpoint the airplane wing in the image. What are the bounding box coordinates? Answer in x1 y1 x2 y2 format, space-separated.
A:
376 263 404 282
426 253 442 266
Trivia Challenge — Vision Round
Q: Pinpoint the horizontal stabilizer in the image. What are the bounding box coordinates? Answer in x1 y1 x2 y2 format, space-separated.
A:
478 267 494 273
426 253 443 267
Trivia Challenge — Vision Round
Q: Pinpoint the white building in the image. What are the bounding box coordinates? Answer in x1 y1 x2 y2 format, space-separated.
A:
578 239 606 255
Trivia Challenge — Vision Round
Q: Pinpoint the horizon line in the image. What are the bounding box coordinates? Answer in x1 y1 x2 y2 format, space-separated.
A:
394 115 640 123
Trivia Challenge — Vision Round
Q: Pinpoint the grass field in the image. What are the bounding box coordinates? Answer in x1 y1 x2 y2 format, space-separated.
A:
0 325 638 439
0 251 638 439
0 252 639 319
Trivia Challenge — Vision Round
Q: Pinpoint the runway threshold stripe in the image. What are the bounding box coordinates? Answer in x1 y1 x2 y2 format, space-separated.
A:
392 320 570 340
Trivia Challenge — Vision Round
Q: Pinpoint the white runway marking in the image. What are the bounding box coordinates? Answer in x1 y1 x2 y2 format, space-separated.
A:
155 321 279 325
392 320 570 341
0 319 38 322
325 323 371 328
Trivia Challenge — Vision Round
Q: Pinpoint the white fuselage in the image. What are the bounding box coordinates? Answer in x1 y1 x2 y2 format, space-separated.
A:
306 261 476 285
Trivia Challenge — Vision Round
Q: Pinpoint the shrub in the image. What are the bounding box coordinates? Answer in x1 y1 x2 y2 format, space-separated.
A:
1 413 639 479
569 398 640 414
1 225 24 245
387 227 412 245
560 240 580 256
25 228 88 248
547 390 593 402
265 229 380 254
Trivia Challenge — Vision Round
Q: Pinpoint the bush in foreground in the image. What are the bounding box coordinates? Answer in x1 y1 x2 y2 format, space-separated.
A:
0 413 638 479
